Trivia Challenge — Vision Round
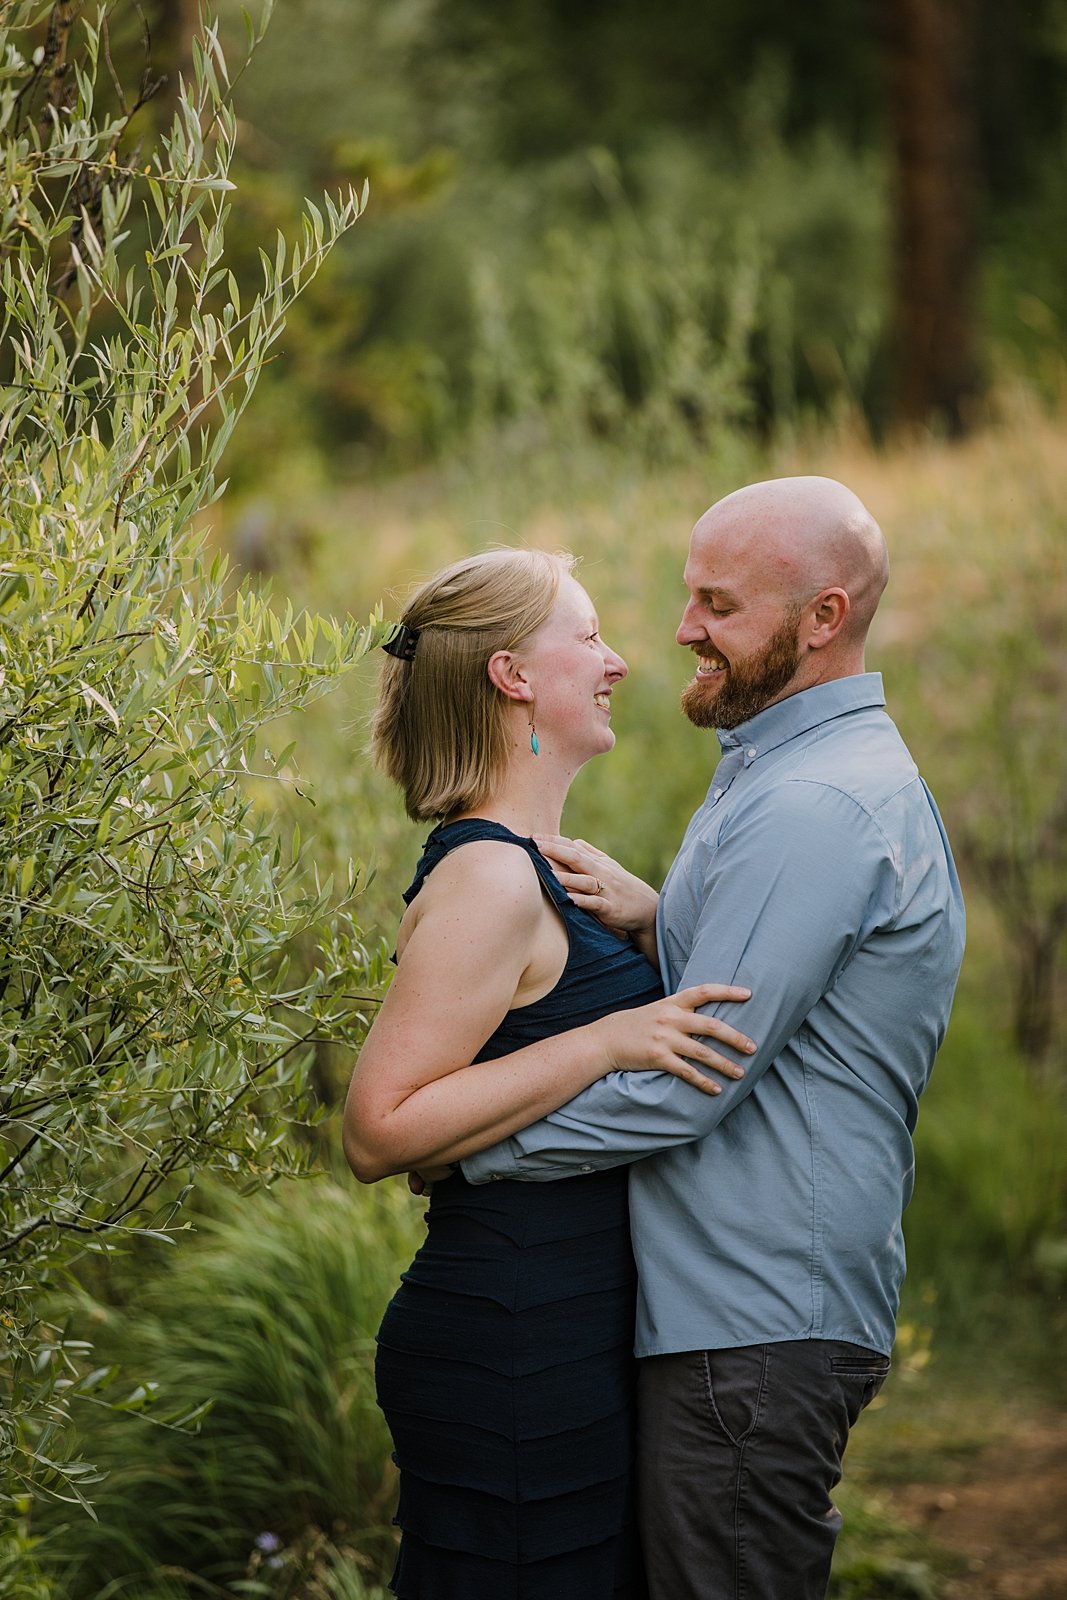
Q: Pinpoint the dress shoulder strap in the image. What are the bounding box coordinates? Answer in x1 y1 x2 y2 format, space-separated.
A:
402 819 571 911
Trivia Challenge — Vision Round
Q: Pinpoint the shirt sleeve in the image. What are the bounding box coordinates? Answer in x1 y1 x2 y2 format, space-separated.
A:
461 780 899 1183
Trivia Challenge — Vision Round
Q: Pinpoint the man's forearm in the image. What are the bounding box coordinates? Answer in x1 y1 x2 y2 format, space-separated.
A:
464 785 890 1185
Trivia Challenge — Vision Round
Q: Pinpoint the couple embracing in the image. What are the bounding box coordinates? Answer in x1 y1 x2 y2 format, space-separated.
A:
343 475 965 1600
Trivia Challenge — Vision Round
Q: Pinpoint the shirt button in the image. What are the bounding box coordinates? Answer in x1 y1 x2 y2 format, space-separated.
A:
713 788 723 799
746 747 757 759
580 1165 593 1173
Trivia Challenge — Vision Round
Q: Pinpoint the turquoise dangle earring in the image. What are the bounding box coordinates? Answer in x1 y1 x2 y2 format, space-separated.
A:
528 703 539 756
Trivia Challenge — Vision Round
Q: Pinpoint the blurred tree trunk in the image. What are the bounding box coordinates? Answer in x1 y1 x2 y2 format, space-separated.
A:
959 801 1067 1077
884 0 981 434
41 1 77 123
148 0 197 128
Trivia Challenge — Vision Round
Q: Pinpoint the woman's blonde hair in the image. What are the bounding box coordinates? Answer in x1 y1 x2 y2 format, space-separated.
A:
373 548 575 821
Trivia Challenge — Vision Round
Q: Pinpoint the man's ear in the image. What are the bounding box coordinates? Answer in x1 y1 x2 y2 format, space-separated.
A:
487 649 533 702
807 588 850 649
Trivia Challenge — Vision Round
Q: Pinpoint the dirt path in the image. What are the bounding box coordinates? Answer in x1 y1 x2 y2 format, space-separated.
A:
884 1413 1067 1599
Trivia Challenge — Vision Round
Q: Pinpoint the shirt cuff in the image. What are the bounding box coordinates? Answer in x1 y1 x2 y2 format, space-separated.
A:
460 1141 523 1184
460 1139 603 1185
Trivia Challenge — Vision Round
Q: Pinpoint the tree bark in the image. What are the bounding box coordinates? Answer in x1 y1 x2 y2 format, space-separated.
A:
148 0 198 130
40 1 78 130
884 0 981 434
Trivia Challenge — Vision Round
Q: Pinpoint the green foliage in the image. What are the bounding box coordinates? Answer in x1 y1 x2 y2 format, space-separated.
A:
226 0 1067 460
224 408 1067 1273
226 0 890 464
878 452 1067 1070
904 1002 1067 1311
830 1556 939 1599
0 1523 52 1600
207 138 457 474
0 1 389 1510
403 0 885 164
828 1476 945 1596
465 152 763 452
462 109 888 451
30 1179 417 1598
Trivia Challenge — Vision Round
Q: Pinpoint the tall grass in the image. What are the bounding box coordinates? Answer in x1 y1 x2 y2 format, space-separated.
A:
904 956 1067 1317
37 409 1059 1596
32 1180 419 1598
220 400 1067 1299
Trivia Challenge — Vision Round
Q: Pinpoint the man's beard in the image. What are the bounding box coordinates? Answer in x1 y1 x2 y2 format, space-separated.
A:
680 606 804 731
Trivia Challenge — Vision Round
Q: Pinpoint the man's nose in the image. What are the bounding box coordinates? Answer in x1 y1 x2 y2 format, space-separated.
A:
676 601 704 645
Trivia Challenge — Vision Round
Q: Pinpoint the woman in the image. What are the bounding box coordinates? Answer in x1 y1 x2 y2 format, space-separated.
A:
343 549 754 1600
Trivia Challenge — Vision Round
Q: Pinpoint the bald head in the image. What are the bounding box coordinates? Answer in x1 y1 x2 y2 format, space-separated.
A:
677 477 889 721
694 476 888 643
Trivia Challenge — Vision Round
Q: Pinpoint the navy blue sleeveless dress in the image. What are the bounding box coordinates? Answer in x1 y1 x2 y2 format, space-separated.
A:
374 820 661 1600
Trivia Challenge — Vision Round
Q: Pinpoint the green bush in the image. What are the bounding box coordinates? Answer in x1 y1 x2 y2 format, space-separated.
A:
877 465 1067 1072
31 1178 417 1598
462 125 888 451
904 1004 1067 1311
223 412 1067 1314
227 1 890 464
0 1 386 1511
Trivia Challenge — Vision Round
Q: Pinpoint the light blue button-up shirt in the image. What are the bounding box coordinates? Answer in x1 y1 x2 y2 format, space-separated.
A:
463 674 966 1358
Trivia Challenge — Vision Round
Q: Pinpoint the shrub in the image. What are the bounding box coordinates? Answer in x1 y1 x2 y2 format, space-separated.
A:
0 1 386 1511
32 1179 418 1598
877 445 1067 1074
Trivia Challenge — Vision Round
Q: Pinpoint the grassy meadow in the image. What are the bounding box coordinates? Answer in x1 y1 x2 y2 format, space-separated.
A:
21 406 1067 1597
7 6 1067 1595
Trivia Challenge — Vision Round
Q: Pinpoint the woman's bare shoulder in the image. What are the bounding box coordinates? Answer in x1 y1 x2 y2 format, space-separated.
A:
398 838 545 953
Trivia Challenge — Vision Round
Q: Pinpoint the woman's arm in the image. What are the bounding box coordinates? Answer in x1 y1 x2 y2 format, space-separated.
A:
342 843 753 1182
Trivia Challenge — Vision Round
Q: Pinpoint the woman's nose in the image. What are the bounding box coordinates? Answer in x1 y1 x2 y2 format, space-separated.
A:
604 644 627 680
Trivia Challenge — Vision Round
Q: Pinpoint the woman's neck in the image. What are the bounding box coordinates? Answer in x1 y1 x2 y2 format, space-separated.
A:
451 756 572 838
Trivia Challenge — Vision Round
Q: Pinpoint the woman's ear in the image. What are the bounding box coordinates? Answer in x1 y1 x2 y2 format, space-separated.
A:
487 649 533 702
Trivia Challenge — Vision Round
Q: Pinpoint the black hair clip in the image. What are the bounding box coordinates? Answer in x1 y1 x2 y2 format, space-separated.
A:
382 622 420 662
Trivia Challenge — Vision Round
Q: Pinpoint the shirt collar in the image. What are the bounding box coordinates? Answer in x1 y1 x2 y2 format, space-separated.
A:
716 673 886 765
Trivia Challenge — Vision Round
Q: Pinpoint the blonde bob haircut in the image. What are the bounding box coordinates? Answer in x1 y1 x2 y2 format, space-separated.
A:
373 548 576 821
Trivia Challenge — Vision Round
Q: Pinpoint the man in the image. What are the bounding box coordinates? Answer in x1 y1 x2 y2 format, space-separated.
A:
462 476 966 1600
